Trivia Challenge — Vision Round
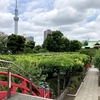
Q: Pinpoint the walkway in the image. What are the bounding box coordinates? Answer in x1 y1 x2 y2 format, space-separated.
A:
4 93 53 100
74 65 100 100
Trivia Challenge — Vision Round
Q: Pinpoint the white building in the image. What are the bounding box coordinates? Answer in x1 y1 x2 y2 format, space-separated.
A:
0 31 8 37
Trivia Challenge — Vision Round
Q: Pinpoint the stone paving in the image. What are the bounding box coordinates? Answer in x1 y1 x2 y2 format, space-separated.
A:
74 65 100 100
4 93 53 100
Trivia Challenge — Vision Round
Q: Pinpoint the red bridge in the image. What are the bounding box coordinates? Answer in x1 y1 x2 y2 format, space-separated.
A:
0 60 50 100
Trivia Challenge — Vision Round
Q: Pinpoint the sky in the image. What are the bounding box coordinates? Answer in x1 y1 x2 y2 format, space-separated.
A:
0 0 100 45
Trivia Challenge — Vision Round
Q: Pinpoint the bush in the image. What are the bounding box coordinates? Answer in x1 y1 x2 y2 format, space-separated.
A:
93 49 100 70
80 49 96 57
24 47 33 53
66 76 79 93
70 84 75 89
69 77 78 87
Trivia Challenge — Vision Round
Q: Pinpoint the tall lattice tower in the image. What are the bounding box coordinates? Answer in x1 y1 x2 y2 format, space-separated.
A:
14 0 19 34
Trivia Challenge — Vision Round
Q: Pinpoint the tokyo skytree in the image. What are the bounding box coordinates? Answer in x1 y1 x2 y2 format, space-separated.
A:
14 0 19 35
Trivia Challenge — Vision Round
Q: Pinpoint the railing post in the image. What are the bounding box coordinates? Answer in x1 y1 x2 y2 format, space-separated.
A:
7 67 11 98
39 82 45 97
11 86 16 93
45 85 50 98
22 80 26 94
29 77 32 95
51 91 54 99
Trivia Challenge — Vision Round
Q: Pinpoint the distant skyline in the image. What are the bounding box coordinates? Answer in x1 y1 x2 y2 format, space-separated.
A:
0 0 100 45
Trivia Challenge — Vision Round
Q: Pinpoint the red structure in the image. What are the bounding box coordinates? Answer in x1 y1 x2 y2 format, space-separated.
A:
85 63 89 70
0 71 50 99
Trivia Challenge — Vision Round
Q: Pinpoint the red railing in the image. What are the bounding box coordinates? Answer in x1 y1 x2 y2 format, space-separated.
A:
0 71 50 99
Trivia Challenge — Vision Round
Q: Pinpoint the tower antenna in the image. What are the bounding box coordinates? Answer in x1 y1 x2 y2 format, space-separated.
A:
16 0 17 9
14 0 19 35
87 36 89 42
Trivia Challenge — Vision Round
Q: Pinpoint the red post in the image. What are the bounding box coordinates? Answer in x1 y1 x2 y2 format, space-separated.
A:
45 85 50 98
11 86 16 93
21 79 26 94
39 82 44 97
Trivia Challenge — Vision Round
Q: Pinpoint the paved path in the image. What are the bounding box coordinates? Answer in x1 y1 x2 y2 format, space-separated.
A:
74 65 100 100
4 93 53 100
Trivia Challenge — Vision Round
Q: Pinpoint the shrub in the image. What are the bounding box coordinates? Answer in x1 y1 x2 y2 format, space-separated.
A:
93 49 100 70
69 77 78 87
80 49 96 57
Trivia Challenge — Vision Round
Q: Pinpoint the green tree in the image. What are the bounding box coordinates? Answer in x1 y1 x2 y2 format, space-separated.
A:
42 30 69 52
7 34 26 54
69 40 82 52
60 37 70 51
24 47 33 53
34 45 42 51
83 41 88 46
25 41 35 49
43 34 56 51
0 36 7 54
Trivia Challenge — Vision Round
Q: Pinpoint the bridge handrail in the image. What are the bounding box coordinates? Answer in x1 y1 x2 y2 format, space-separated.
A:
0 60 50 99
0 71 41 96
0 60 39 82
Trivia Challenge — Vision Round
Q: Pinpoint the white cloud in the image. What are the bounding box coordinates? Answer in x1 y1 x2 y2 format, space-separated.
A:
0 0 100 45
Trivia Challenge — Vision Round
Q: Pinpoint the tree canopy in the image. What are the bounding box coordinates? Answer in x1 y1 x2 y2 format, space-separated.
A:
42 30 70 52
0 35 7 54
25 40 35 49
7 34 26 54
69 40 82 52
83 40 88 46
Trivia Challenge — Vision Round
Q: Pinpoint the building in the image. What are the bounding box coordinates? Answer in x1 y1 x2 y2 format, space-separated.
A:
0 31 8 37
82 40 100 49
28 36 34 41
23 34 34 42
0 31 5 36
14 0 19 35
44 29 52 40
26 36 34 42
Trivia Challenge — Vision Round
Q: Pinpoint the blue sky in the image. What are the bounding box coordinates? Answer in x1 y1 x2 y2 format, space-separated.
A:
86 12 100 22
8 0 55 14
0 0 100 45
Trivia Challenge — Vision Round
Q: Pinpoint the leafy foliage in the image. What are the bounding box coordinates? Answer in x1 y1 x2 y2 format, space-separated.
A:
82 40 88 46
42 30 70 52
69 40 82 52
7 34 26 54
94 49 100 70
38 53 89 72
0 53 90 96
0 35 8 54
25 40 35 49
80 49 96 57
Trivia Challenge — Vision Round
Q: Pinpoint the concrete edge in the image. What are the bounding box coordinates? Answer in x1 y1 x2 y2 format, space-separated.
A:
83 72 88 82
67 82 83 97
67 73 88 97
